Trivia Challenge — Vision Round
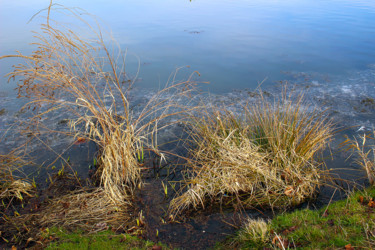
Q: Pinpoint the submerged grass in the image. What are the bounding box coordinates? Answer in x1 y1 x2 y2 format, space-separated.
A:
169 92 334 218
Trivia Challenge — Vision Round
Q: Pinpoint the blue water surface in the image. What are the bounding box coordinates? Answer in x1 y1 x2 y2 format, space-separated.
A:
1 0 375 92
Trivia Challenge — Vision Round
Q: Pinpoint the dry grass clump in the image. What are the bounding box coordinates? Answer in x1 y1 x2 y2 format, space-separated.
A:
0 151 34 202
169 93 333 217
0 179 33 202
236 218 270 247
0 188 134 245
343 130 375 185
0 2 196 205
38 188 132 230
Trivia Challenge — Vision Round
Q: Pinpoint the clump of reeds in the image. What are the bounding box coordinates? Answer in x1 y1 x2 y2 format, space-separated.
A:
169 92 333 218
342 130 375 185
0 2 196 205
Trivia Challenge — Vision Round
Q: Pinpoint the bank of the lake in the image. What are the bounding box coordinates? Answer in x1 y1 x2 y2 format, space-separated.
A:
217 186 375 249
40 186 374 249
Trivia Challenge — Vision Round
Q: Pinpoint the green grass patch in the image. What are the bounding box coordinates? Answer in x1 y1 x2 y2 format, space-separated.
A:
46 228 166 250
218 187 375 249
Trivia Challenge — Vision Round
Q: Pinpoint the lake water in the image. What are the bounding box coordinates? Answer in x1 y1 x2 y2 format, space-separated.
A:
1 0 375 92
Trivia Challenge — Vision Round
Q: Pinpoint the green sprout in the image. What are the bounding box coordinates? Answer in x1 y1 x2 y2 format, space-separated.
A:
32 177 37 188
161 181 168 198
137 147 144 164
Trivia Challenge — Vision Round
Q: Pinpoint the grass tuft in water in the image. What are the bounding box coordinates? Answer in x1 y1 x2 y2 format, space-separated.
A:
169 91 334 218
0 2 197 207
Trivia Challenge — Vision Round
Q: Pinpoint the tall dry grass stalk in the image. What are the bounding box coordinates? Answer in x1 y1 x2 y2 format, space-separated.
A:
169 92 333 218
342 131 375 185
0 2 197 205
